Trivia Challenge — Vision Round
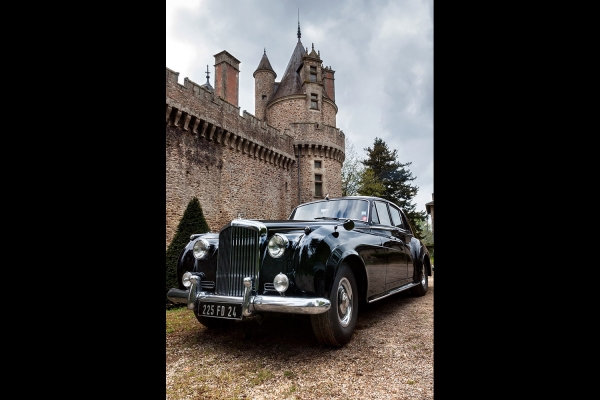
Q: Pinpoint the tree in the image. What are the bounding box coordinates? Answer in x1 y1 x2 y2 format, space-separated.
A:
357 168 385 197
362 137 428 238
341 137 364 196
165 197 210 306
416 218 433 246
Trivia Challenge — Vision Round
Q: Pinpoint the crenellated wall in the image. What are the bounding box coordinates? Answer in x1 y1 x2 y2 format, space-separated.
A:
166 67 298 246
166 44 345 248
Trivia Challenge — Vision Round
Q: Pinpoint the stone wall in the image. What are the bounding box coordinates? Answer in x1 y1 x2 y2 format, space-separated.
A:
166 67 297 247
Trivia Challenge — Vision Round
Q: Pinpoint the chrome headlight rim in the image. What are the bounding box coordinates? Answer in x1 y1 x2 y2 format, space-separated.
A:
192 238 211 260
267 233 289 258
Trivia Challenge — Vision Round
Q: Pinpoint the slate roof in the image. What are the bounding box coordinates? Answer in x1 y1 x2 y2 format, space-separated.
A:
268 41 307 104
253 49 276 78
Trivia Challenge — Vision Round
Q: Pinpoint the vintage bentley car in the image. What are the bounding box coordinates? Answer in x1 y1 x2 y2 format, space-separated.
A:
167 196 432 347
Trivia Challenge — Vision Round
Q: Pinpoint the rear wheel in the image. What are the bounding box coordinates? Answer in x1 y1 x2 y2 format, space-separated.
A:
311 263 358 347
410 261 428 296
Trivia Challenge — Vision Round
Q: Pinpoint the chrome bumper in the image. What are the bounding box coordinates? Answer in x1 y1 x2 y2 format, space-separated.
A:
167 276 330 316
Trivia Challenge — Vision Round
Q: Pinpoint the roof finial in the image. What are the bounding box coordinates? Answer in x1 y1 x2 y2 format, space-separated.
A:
205 65 210 84
297 8 301 41
264 48 266 54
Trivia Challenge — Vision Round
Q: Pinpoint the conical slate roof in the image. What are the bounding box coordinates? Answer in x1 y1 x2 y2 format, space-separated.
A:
268 40 307 103
253 49 276 78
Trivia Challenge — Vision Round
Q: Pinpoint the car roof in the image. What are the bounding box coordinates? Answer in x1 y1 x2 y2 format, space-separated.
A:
295 196 389 206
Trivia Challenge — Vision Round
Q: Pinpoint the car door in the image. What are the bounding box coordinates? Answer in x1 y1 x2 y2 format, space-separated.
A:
388 204 413 285
365 201 388 298
373 201 410 291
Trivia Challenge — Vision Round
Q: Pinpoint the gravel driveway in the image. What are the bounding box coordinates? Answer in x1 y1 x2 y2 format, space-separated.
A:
166 274 433 399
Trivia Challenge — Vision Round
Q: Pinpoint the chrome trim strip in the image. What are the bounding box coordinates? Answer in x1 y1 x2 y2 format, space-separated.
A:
367 282 419 304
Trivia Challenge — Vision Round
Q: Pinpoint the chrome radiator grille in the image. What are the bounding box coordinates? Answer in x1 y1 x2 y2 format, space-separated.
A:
216 224 261 296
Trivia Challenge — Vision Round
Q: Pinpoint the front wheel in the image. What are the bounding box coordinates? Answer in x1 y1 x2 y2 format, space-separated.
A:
311 263 358 347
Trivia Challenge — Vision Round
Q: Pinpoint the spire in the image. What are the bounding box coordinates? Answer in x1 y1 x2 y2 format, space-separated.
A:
200 64 214 91
253 49 276 78
297 9 301 41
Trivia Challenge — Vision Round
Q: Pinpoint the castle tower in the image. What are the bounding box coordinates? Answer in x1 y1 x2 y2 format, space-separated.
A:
253 49 277 121
214 50 240 106
253 22 345 204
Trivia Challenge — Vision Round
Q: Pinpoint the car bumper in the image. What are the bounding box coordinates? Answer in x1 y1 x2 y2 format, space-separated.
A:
167 280 330 316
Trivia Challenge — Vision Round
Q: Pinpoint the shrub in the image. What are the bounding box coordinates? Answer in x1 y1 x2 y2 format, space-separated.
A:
165 197 210 307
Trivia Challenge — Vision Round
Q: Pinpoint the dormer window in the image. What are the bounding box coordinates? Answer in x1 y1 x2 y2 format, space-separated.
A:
310 66 317 82
311 93 318 109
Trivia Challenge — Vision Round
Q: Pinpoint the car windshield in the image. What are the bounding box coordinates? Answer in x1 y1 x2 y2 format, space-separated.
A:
290 199 369 222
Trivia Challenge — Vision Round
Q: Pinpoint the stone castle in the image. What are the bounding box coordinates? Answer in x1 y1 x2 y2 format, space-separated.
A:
166 24 345 247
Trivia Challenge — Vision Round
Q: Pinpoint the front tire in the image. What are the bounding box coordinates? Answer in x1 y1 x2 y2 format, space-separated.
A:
311 263 358 347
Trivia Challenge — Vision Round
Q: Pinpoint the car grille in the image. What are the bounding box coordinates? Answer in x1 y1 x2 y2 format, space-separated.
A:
216 224 261 296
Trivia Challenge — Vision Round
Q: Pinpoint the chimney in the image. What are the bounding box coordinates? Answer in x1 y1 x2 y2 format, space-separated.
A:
214 51 241 107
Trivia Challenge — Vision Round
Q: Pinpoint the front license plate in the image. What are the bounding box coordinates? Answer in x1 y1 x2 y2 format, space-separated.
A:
198 302 243 320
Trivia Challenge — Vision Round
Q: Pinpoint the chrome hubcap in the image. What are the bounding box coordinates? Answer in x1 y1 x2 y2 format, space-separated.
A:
337 277 353 327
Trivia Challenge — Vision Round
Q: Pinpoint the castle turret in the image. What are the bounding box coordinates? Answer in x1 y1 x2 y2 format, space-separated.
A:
255 22 344 204
214 50 240 106
253 49 276 120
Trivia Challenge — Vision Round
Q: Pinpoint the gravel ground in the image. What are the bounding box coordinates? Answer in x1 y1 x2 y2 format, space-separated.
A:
166 274 433 399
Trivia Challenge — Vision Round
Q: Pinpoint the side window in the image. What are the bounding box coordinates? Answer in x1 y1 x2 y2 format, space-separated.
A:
389 205 404 228
371 203 380 224
310 66 317 82
311 93 318 109
400 212 413 235
374 202 392 226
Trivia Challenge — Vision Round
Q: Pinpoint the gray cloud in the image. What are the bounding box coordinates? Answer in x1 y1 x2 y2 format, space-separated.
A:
166 0 433 212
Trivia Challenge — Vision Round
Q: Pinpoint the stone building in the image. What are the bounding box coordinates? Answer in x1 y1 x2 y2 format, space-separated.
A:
425 193 434 237
166 24 345 247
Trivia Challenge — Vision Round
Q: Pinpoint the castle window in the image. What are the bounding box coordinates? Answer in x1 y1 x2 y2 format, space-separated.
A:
314 174 322 197
314 160 321 168
311 93 318 109
262 95 267 100
310 66 317 82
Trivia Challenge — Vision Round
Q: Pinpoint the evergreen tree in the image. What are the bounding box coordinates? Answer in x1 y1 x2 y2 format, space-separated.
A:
362 137 428 238
165 197 210 306
357 168 385 197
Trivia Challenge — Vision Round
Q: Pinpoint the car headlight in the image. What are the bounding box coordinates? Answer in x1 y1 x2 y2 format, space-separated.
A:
192 238 211 260
267 234 288 258
273 273 289 293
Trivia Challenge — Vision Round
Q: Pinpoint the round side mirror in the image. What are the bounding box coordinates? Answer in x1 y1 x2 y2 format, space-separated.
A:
343 219 355 231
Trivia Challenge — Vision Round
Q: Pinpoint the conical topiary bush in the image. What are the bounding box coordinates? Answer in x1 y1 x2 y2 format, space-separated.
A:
166 197 210 308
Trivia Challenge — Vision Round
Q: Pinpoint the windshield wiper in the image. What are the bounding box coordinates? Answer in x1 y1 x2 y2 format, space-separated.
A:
314 217 339 220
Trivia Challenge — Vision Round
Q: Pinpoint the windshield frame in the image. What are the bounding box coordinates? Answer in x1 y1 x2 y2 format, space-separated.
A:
289 199 370 222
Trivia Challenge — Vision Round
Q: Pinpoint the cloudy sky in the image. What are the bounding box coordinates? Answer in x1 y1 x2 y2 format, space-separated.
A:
166 0 433 214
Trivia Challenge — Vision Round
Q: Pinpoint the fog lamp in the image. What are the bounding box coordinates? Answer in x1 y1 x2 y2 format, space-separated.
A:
182 271 193 288
273 273 289 293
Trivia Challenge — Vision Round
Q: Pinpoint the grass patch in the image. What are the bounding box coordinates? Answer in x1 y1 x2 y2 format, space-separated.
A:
251 369 274 385
166 306 197 334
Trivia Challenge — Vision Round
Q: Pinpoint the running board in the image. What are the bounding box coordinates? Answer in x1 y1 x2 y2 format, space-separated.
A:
367 282 420 304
